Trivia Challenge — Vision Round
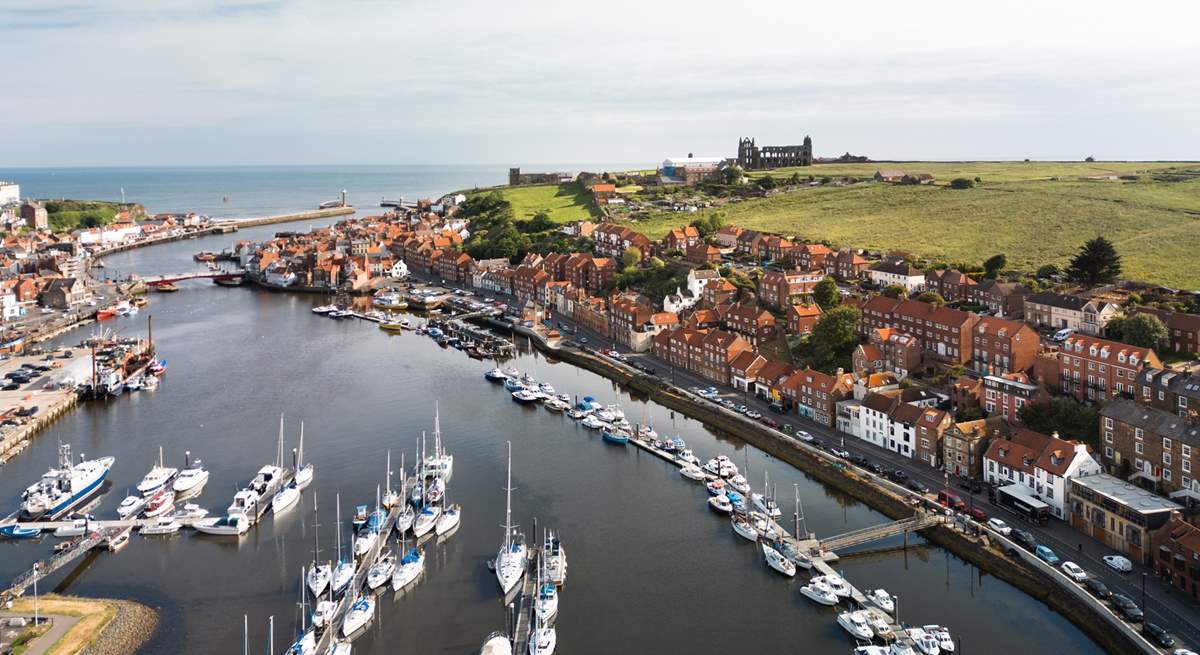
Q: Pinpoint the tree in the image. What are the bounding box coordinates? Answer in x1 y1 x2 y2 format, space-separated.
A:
789 172 802 185
723 165 744 185
1017 397 1099 444
813 276 840 310
1119 312 1168 350
983 254 1007 279
808 306 863 373
1067 236 1122 285
756 175 777 190
881 284 908 299
621 247 642 269
949 177 974 189
1036 263 1061 279
915 291 945 306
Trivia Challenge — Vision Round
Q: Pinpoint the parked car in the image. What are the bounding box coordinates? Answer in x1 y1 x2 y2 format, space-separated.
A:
906 479 930 494
758 417 778 428
1110 594 1143 622
887 469 909 483
735 404 749 414
768 403 785 414
1061 561 1088 582
1035 545 1060 566
955 476 983 494
1083 577 1112 601
937 490 966 511
1144 624 1174 648
849 455 870 467
867 462 885 475
1 383 19 391
829 448 850 459
1052 328 1074 342
795 430 814 443
1012 530 1038 551
966 507 987 522
987 518 1012 535
1103 554 1133 573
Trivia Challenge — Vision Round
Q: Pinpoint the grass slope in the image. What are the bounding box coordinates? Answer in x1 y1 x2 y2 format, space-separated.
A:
628 162 1200 289
9 594 118 655
496 183 599 222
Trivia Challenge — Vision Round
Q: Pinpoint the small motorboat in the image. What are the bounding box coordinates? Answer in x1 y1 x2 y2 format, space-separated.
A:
906 628 941 655
140 516 182 536
867 588 895 613
731 515 759 542
436 503 462 536
725 491 748 514
173 459 209 497
838 611 875 641
813 574 852 599
194 515 250 536
868 612 894 640
54 518 91 538
312 305 336 314
708 495 733 513
581 415 606 430
142 488 176 518
341 596 375 638
702 456 738 478
543 398 569 413
351 505 369 531
676 448 700 466
727 474 751 495
485 368 508 382
413 505 441 538
391 547 425 591
762 542 796 577
117 494 146 519
680 465 706 481
800 580 839 606
1 524 43 539
527 625 556 655
107 527 132 551
367 550 396 590
503 377 525 392
136 448 178 495
512 389 540 404
922 626 955 653
172 503 209 520
705 479 727 496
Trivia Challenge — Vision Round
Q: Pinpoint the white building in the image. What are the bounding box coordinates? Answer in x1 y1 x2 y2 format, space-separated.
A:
867 261 925 293
1 292 22 321
76 224 143 246
389 260 409 279
0 181 19 207
983 429 1102 520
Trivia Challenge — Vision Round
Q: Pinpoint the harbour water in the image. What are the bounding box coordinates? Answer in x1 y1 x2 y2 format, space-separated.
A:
0 169 1104 654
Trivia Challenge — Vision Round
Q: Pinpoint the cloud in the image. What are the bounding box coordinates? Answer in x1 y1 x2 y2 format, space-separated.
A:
2 0 1197 165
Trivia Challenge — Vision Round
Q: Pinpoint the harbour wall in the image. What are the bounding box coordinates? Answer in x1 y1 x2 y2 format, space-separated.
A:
216 206 354 229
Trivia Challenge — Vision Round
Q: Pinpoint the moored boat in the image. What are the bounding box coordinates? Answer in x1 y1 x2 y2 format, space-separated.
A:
341 596 375 637
800 580 839 606
194 514 250 536
762 542 796 577
141 516 182 536
20 444 114 521
838 610 875 641
391 546 424 592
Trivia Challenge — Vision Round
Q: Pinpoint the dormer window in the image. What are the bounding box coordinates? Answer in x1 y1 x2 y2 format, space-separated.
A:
1090 346 1098 356
1131 355 1139 365
1118 353 1126 363
1074 343 1083 353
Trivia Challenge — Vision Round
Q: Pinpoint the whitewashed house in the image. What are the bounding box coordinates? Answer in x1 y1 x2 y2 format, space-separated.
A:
983 429 1102 520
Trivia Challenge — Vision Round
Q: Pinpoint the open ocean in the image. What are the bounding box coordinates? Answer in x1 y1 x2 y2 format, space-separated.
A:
0 164 645 219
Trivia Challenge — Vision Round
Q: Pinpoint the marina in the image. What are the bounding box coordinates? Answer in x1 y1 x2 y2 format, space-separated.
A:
0 237 1107 655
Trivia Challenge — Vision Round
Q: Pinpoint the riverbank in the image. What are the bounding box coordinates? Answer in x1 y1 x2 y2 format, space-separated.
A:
7 594 156 655
508 328 1154 655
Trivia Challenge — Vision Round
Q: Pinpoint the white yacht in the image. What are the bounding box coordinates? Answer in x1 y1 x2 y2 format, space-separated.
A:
679 465 706 481
800 580 839 606
366 550 396 590
307 494 331 598
136 447 178 495
702 455 738 479
172 455 209 497
708 495 733 513
867 588 895 613
868 612 894 640
140 516 181 536
580 415 606 430
53 518 91 538
391 546 424 592
412 504 440 538
480 632 513 655
731 515 759 542
332 494 356 596
921 626 955 653
495 441 527 596
436 503 462 536
341 596 374 638
116 492 145 519
141 488 176 518
20 444 114 521
906 629 941 655
172 503 208 520
273 481 301 515
838 611 875 641
194 514 250 536
762 543 796 577
813 573 852 598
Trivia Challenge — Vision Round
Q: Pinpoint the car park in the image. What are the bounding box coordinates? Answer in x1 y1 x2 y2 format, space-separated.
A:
1110 594 1143 622
1144 624 1174 648
986 518 1012 536
1061 561 1087 582
1103 554 1133 573
1012 530 1038 551
1083 577 1111 601
1034 545 1060 566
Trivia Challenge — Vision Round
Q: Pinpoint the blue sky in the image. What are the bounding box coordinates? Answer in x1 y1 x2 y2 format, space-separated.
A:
3 0 1198 166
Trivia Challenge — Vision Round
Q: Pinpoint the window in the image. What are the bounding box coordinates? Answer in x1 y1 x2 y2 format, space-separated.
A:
1143 387 1151 398
1104 417 1113 429
1105 431 1113 443
1159 390 1165 401
1163 468 1172 481
1164 437 1173 450
1135 442 1144 455
1164 452 1172 466
1135 427 1144 440
1184 445 1192 459
1105 447 1114 459
1183 460 1192 474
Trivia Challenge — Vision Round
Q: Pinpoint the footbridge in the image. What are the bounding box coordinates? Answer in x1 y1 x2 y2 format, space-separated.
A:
818 511 943 554
136 271 245 286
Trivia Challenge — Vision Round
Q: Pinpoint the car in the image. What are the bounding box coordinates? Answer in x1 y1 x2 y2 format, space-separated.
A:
829 448 850 459
1035 545 1060 566
987 518 1012 535
1 383 19 391
735 404 749 414
722 400 736 410
906 479 931 494
966 507 988 522
1061 561 1088 582
1144 624 1174 648
746 411 762 420
1172 649 1199 655
850 455 870 467
795 430 814 443
886 469 909 483
758 417 778 428
3 372 23 380
579 337 588 344
1083 577 1112 601
768 403 785 414
1110 593 1143 621
867 462 886 475
1052 328 1074 342
1012 530 1038 551
937 490 966 511
1103 554 1133 573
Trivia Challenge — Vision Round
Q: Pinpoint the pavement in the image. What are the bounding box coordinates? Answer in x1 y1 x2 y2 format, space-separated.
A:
0 612 78 655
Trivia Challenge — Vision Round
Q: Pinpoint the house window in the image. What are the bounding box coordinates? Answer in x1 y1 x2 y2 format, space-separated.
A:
1105 447 1114 459
1183 460 1192 474
1164 469 1172 481
1183 445 1192 459
1105 431 1113 443
1135 442 1144 455
1135 427 1143 440
1164 452 1172 466
1164 437 1173 451
1104 417 1113 429
1159 390 1165 401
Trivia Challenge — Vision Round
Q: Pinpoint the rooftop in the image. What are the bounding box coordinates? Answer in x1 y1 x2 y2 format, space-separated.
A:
1071 472 1182 514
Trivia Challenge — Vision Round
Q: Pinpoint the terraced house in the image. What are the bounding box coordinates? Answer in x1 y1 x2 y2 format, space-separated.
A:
1024 292 1120 336
717 301 777 345
651 327 753 386
1100 398 1200 505
1043 334 1160 403
780 367 853 427
757 269 823 309
983 429 1102 520
1133 306 1200 354
860 297 978 367
970 316 1040 376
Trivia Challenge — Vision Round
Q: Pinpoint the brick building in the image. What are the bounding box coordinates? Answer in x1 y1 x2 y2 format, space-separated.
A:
970 316 1040 376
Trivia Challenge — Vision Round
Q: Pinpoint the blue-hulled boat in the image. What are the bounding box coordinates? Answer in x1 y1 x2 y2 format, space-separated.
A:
503 377 525 392
726 491 748 514
0 524 42 539
601 428 629 445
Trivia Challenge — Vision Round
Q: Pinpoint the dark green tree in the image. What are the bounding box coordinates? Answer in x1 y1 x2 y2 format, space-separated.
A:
1036 263 1061 279
949 177 974 189
1017 397 1099 444
813 276 840 309
983 254 1007 279
756 175 777 190
1119 312 1168 351
621 247 642 269
881 284 908 299
915 291 945 306
808 306 863 373
1067 236 1122 285
723 166 744 185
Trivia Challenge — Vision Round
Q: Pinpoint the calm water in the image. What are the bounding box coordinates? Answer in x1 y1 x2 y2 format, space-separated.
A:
0 233 1104 655
0 164 641 219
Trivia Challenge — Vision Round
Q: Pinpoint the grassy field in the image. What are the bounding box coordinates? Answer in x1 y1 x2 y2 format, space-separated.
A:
495 183 600 222
9 594 118 655
620 162 1200 289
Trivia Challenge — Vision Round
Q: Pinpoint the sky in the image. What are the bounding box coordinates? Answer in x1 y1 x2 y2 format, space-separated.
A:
3 0 1199 166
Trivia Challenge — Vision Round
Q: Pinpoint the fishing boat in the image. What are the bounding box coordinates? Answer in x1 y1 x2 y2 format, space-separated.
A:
867 588 895 613
543 529 567 585
194 514 250 536
680 464 706 481
480 632 513 655
332 494 356 596
600 428 630 445
116 492 146 519
140 516 182 536
495 442 527 596
707 494 733 513
1 524 42 539
142 488 175 518
762 542 796 577
838 611 875 641
705 479 727 496
731 514 759 541
341 595 375 638
172 503 208 520
800 580 839 606
366 550 396 590
391 546 424 592
172 453 209 497
107 526 132 551
436 503 461 536
136 447 178 495
273 481 301 515
21 444 114 521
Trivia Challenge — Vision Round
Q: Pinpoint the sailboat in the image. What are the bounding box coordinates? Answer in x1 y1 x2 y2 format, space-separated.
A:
435 488 461 537
494 441 527 596
366 549 396 591
332 493 356 596
422 403 454 481
542 528 568 586
294 422 315 490
307 494 331 597
353 486 382 558
136 446 178 495
341 594 374 638
395 453 415 534
312 565 337 630
534 550 559 624
480 632 513 655
412 434 440 538
391 532 424 592
285 566 317 655
381 452 399 509
527 608 556 655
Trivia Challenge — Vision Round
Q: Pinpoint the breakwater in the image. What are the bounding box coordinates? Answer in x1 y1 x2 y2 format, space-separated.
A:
217 206 354 228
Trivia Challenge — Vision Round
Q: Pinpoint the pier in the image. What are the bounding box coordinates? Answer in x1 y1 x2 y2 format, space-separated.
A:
2 526 122 604
510 547 541 653
134 270 245 287
214 206 354 229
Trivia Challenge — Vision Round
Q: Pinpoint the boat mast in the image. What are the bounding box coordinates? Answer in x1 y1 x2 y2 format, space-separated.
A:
298 422 305 469
276 413 285 469
434 401 442 459
502 440 514 549
312 492 320 565
335 493 343 563
299 566 307 633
